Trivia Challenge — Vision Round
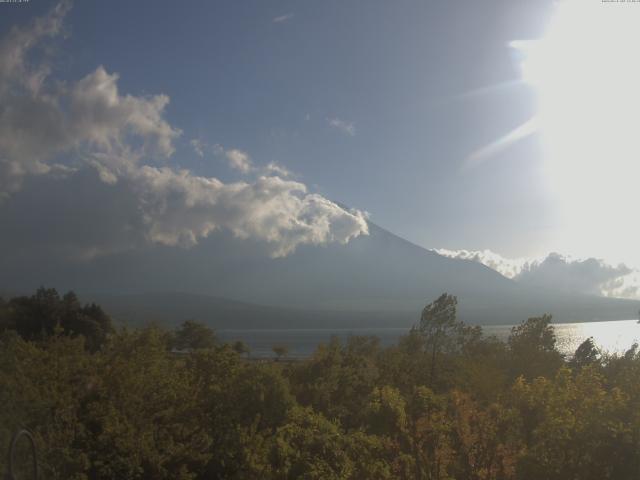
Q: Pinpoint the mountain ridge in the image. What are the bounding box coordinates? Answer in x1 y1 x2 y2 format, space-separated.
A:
2 217 638 327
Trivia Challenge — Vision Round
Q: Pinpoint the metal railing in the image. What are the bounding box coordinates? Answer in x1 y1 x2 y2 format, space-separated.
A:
5 429 38 480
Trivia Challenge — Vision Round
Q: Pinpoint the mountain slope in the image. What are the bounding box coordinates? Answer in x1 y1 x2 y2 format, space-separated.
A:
2 219 639 326
92 292 419 329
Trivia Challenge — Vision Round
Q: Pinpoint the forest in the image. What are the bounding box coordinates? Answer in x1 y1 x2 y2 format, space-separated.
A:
1 288 640 479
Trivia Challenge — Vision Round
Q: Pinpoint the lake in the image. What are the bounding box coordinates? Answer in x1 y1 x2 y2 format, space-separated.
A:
218 319 640 359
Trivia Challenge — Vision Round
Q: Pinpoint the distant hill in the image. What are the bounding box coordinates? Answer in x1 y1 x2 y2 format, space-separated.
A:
2 219 639 327
91 292 418 329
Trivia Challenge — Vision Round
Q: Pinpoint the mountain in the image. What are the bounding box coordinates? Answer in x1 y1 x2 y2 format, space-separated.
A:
90 292 419 329
2 220 639 327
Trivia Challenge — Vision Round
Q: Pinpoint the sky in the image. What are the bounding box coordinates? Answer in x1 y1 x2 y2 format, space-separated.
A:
1 0 639 298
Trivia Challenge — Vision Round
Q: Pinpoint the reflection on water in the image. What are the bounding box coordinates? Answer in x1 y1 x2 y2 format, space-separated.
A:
484 319 640 356
218 319 640 359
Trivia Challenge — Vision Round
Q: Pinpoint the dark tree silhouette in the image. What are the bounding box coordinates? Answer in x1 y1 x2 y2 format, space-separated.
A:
0 287 113 351
232 340 250 358
570 336 600 370
272 344 289 361
172 319 216 351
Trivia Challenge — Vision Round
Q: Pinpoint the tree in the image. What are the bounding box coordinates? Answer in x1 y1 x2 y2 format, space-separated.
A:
416 294 481 388
366 385 408 437
273 344 289 361
172 320 216 351
83 327 213 479
291 336 381 429
60 292 114 352
5 291 640 479
507 314 564 380
448 390 520 480
3 288 113 351
406 386 454 480
232 340 250 358
262 406 354 479
0 297 9 332
508 366 634 480
9 287 62 341
570 336 600 370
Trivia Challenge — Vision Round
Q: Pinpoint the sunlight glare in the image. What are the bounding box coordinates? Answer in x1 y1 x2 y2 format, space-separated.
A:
513 0 640 262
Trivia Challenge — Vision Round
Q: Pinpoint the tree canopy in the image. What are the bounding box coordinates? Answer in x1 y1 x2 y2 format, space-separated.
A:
0 287 113 351
171 319 217 351
2 290 640 479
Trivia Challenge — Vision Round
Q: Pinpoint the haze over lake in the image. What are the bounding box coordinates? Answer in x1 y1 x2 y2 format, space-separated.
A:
218 319 640 359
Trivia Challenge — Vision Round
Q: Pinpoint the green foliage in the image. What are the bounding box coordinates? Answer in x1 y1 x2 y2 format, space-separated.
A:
2 290 640 479
570 336 601 370
171 319 216 351
507 314 564 380
415 294 482 389
272 344 289 360
232 340 250 357
0 288 113 352
291 336 380 428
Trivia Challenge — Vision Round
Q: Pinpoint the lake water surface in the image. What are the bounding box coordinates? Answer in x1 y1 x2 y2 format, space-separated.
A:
218 319 640 359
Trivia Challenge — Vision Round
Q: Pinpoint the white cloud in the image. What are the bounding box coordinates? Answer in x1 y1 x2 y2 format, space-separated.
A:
0 2 369 259
225 148 253 173
190 139 206 157
130 168 368 257
435 248 640 299
327 117 356 136
265 162 292 177
516 253 638 300
434 248 530 279
70 66 180 157
0 162 369 262
0 0 70 97
190 139 292 178
273 13 294 23
0 11 180 198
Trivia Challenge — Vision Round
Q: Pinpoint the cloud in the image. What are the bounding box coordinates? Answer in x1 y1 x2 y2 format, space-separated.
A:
224 148 253 173
0 12 180 198
192 140 292 177
71 66 180 156
435 248 640 299
515 253 638 299
1 163 369 262
0 63 180 193
273 13 294 23
265 162 292 177
327 117 356 136
434 248 530 279
129 168 368 257
190 139 206 157
0 3 369 260
0 0 70 97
